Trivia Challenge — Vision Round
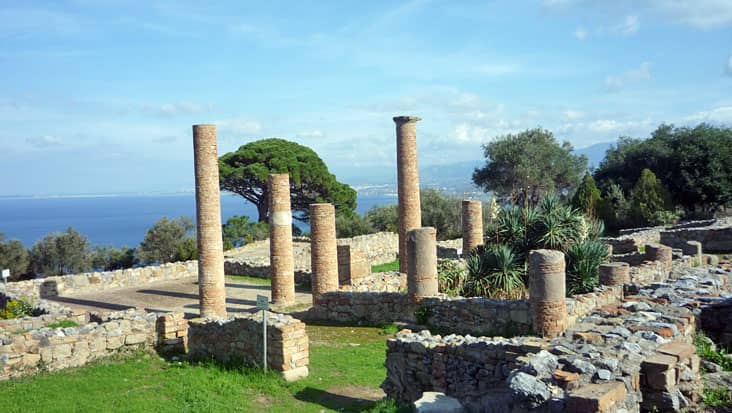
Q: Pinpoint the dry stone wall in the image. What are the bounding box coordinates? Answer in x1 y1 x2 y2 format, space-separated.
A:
5 260 198 300
0 309 160 381
661 224 732 253
187 311 309 381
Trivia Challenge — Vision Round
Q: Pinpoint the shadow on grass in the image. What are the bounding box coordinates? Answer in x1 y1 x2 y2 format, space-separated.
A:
294 387 379 412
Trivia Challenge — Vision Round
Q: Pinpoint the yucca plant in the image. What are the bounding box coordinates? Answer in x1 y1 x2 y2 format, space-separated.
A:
437 259 467 296
565 239 610 295
464 245 527 299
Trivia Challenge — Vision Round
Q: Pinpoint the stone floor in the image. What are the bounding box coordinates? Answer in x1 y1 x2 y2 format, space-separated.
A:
45 276 313 318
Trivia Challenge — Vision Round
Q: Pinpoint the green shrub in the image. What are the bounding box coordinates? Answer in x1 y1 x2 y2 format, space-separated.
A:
414 305 432 325
335 213 375 238
222 215 268 249
137 217 196 264
91 246 138 271
565 239 609 295
695 332 732 371
437 259 466 296
364 204 398 233
571 172 602 217
46 320 79 329
29 227 92 276
464 245 526 299
0 233 30 280
0 297 35 320
629 168 674 226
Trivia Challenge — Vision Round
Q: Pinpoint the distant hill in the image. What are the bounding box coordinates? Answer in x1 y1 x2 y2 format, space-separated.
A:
575 141 614 169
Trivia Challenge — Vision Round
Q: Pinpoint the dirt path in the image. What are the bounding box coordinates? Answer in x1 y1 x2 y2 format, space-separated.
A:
46 276 312 318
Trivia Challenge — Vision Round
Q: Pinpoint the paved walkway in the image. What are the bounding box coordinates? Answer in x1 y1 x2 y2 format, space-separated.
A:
46 276 312 318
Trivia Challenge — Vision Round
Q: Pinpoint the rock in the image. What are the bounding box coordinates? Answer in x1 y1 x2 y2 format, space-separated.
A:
622 301 651 312
607 327 631 339
566 358 597 375
414 392 465 413
508 371 551 408
594 369 612 381
620 342 642 353
703 361 725 373
524 350 559 378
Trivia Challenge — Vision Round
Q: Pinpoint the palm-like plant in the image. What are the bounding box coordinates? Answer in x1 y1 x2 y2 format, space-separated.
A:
565 239 610 295
465 245 526 299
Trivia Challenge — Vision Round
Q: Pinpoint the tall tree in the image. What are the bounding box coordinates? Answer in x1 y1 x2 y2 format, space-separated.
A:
137 217 196 264
594 123 732 215
219 138 357 222
571 172 602 217
629 169 673 226
0 233 30 280
473 128 587 204
29 227 92 276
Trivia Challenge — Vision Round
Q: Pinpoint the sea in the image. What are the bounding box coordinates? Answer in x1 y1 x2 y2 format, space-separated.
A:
0 193 398 248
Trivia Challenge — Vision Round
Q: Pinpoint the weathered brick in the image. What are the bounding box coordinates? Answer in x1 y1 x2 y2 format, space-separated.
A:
566 381 627 413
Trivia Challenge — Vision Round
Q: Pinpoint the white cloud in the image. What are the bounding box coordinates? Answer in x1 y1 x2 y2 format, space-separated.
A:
685 106 732 123
726 54 732 75
616 15 639 35
26 135 64 148
604 62 652 92
216 119 263 137
450 123 492 144
649 0 732 29
574 27 587 40
140 102 212 117
564 110 585 120
295 130 324 139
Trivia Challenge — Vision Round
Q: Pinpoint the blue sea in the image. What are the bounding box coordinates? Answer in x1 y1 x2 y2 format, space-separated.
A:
0 193 397 248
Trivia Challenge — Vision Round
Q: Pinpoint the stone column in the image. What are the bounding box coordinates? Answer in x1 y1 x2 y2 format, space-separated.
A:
529 249 566 338
192 124 227 319
599 262 630 286
682 241 703 264
310 203 338 301
269 174 295 305
407 227 438 301
394 116 422 274
645 243 673 271
462 199 484 255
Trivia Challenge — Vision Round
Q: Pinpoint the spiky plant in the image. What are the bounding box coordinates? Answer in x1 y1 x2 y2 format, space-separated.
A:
465 245 526 299
565 239 610 295
437 259 467 296
586 218 605 240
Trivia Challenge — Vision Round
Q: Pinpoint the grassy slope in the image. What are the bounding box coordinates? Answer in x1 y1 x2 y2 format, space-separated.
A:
371 259 399 273
0 326 394 413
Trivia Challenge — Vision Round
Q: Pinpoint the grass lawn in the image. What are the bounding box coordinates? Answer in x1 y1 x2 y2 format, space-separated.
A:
371 259 399 273
0 325 405 413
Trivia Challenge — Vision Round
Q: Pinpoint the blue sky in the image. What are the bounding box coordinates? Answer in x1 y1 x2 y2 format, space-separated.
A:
1 0 731 195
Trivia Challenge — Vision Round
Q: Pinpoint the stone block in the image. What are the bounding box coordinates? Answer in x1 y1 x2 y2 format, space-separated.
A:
414 392 465 413
553 369 580 390
642 354 677 374
645 367 676 391
566 381 626 413
657 340 695 362
125 334 147 345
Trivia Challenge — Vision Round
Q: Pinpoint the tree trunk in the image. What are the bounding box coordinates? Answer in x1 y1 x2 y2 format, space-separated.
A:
257 201 269 223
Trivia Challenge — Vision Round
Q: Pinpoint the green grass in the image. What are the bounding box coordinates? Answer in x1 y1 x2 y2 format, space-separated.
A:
703 387 732 407
694 332 732 371
45 320 79 329
371 259 399 273
225 274 272 285
0 325 406 413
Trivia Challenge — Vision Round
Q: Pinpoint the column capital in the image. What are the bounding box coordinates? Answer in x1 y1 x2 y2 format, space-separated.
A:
393 115 422 124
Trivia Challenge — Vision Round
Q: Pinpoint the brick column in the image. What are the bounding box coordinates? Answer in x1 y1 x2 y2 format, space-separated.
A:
462 199 483 255
192 124 227 319
310 203 338 301
407 227 438 301
599 262 630 286
682 241 703 264
645 243 673 272
529 249 566 338
394 116 422 274
269 174 295 305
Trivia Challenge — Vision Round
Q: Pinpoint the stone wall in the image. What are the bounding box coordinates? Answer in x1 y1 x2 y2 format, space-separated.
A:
0 311 89 335
187 311 309 381
5 260 198 300
701 299 732 347
661 225 732 253
0 309 161 380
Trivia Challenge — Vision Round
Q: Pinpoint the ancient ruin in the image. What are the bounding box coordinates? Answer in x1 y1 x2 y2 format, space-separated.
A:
268 173 295 305
528 249 567 338
394 115 422 274
192 124 227 318
406 227 438 301
462 199 484 254
309 203 338 299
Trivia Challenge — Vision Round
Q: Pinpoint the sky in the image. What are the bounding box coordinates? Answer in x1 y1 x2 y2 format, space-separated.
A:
1 0 731 196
